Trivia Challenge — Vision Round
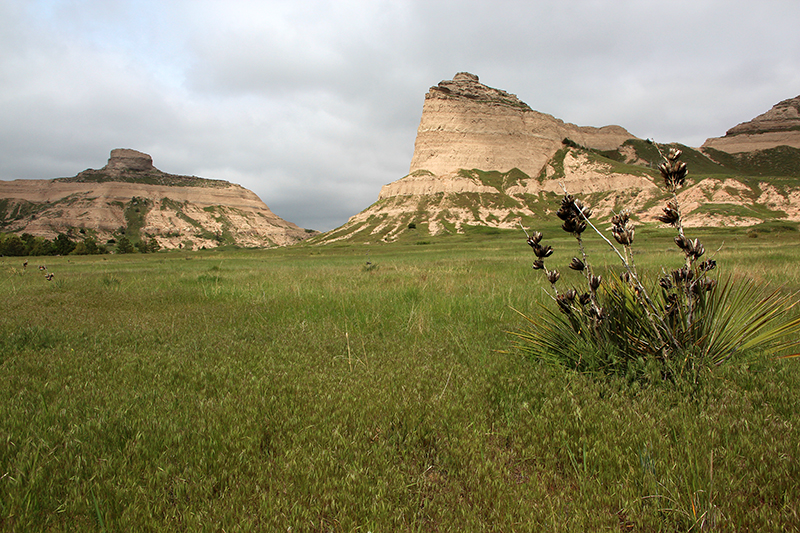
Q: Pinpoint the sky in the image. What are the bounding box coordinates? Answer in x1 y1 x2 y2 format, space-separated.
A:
2 0 799 231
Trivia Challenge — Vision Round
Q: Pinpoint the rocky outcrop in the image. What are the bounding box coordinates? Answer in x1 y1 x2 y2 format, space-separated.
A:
316 150 658 244
702 95 800 153
312 74 800 244
314 73 641 243
408 72 635 178
105 148 155 172
0 150 314 249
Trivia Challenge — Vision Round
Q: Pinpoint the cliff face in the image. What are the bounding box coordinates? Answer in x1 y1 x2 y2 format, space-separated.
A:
702 95 800 153
408 72 635 178
312 75 800 244
0 149 313 249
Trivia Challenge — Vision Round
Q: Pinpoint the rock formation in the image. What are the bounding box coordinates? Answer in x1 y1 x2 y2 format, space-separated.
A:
105 148 155 172
312 75 800 244
408 72 635 179
702 95 800 153
314 73 641 243
0 149 314 249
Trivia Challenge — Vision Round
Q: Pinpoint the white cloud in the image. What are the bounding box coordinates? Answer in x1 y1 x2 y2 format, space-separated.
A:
2 0 800 230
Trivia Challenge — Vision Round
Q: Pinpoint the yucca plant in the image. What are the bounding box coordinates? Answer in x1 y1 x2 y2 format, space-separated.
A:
512 145 800 384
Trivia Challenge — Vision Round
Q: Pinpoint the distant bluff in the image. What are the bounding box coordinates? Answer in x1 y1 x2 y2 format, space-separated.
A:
702 95 800 153
0 149 314 249
409 72 635 178
105 148 155 172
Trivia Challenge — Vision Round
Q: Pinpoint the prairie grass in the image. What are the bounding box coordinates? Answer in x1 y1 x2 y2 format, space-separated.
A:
1 227 799 531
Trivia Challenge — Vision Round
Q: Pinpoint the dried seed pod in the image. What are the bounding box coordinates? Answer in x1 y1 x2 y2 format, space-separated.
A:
547 270 561 284
611 210 630 227
691 279 715 295
660 151 688 189
656 202 680 225
699 259 717 272
672 267 694 283
527 231 543 247
675 235 691 252
589 274 602 291
579 293 592 306
564 288 577 302
612 226 634 245
611 210 635 245
658 276 673 290
568 257 585 271
556 294 572 314
533 244 554 259
572 199 592 219
532 260 545 270
690 239 705 259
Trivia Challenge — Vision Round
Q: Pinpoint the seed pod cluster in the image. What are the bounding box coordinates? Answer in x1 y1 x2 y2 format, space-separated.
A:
556 195 592 235
568 257 585 271
659 148 688 191
656 200 681 226
611 210 635 246
675 235 704 259
526 232 556 280
699 259 716 272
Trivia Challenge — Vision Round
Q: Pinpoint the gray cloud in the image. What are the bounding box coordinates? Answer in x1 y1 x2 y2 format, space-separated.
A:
2 0 799 231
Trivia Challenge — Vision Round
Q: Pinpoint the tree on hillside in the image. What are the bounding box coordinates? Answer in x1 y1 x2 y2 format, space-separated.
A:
73 236 104 255
0 234 26 256
29 237 55 256
116 236 135 254
53 233 76 256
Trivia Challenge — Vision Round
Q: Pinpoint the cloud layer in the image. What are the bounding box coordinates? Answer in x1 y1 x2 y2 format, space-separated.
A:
2 0 799 230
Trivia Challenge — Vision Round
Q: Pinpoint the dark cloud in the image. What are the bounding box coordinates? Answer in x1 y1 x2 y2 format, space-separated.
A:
2 0 799 231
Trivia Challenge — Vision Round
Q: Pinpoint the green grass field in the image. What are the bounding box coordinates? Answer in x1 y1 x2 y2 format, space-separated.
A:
1 225 799 531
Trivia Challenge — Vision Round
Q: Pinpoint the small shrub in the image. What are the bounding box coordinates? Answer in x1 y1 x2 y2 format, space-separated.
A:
513 147 800 384
116 236 135 254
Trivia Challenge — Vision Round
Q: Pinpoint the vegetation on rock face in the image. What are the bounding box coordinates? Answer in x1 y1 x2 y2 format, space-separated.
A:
123 197 151 243
702 145 800 177
59 170 231 188
513 147 800 385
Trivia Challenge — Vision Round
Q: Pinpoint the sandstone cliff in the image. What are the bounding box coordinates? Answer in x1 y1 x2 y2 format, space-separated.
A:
702 95 800 153
0 149 313 249
313 75 800 244
409 72 635 178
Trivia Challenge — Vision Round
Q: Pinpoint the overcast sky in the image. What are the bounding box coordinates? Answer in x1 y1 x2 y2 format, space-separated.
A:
2 0 799 231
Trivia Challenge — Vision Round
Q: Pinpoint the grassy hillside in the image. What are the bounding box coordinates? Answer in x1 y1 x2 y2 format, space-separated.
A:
2 227 799 531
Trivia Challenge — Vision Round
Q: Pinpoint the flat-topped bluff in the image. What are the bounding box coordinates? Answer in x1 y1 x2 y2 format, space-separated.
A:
702 95 800 153
0 149 314 249
313 74 800 244
408 72 635 179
